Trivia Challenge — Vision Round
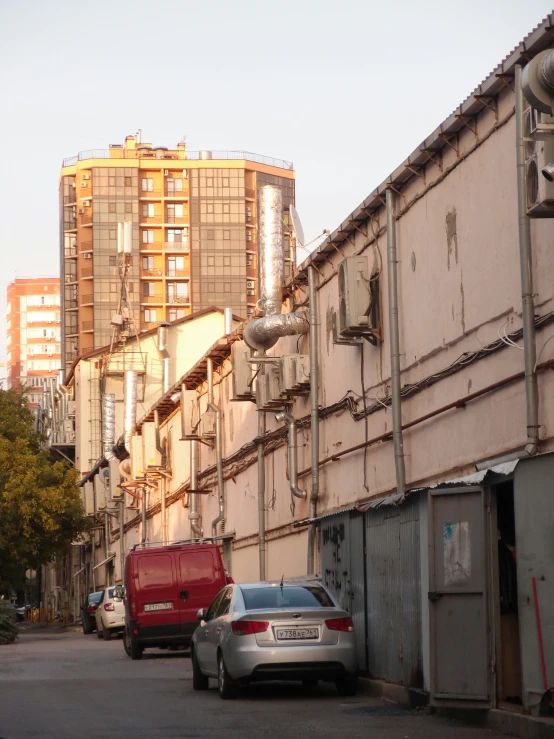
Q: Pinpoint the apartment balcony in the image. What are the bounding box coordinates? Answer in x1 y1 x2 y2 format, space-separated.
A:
245 216 257 226
140 189 162 199
80 267 93 279
166 295 190 305
164 241 189 252
82 321 94 332
80 241 93 252
140 215 163 225
64 274 78 284
246 265 257 280
141 294 164 304
81 293 94 305
81 215 93 226
165 189 189 199
166 215 188 225
166 269 189 278
141 242 163 252
64 246 77 258
140 268 164 278
64 194 77 205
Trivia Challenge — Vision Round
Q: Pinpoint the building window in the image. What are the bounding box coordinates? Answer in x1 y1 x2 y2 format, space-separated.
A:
143 283 156 297
144 308 157 322
207 230 214 240
141 178 154 192
142 256 155 270
142 230 154 244
207 203 214 214
125 176 132 187
125 202 133 213
142 203 155 217
166 178 183 193
167 229 182 243
109 256 117 266
167 256 185 276
109 203 116 213
168 308 186 321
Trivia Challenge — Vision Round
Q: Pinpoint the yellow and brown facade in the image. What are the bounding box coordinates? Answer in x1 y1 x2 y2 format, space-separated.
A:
59 135 295 375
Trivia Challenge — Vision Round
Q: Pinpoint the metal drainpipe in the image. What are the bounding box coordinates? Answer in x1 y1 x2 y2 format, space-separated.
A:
307 266 320 575
257 407 267 580
189 438 203 537
141 487 147 544
208 358 225 538
119 500 125 584
104 513 111 586
386 189 406 496
275 411 306 500
157 324 170 394
154 410 167 545
516 63 540 455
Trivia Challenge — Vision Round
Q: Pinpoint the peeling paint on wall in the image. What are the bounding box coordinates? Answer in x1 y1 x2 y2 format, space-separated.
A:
445 208 458 270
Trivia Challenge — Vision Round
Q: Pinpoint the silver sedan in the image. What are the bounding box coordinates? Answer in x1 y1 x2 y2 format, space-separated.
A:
191 580 358 699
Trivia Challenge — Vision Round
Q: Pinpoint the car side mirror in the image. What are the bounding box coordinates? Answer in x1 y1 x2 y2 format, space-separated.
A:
113 585 124 600
197 608 206 621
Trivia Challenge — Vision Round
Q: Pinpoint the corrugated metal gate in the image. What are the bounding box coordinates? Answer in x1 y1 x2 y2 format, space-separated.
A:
320 495 422 686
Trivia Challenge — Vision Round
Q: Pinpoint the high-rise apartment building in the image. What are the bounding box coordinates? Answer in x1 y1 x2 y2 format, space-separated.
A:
59 134 295 375
6 278 62 402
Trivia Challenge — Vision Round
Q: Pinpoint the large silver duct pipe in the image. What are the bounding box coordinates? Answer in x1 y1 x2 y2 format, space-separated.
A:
516 64 540 455
244 185 308 353
386 189 406 495
123 370 138 454
189 439 203 537
208 358 225 538
275 411 306 500
157 323 170 394
102 393 116 461
257 409 267 580
307 266 320 574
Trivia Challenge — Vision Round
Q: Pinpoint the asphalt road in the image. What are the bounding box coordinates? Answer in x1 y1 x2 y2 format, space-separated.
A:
0 627 510 739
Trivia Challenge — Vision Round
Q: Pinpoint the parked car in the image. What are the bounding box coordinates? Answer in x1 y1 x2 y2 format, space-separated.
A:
81 591 103 634
191 580 358 699
123 541 227 660
95 587 125 641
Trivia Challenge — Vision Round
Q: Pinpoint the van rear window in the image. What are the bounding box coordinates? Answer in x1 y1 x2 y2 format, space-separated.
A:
179 550 218 584
137 554 173 589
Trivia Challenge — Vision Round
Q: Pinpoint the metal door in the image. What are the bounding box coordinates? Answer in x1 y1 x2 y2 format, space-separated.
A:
429 486 490 705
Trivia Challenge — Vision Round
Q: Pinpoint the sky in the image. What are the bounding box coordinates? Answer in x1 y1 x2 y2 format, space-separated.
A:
1 0 553 375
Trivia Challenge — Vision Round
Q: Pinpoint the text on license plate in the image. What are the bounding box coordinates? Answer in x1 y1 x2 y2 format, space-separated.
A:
276 628 319 640
144 602 172 612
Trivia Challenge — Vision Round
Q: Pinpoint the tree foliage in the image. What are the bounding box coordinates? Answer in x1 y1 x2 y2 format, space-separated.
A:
0 388 88 590
0 599 18 645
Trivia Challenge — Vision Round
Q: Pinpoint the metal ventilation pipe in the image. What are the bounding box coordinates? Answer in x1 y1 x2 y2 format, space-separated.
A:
257 409 267 580
123 371 138 454
189 439 203 537
516 63 540 455
102 393 116 462
243 185 308 353
386 189 406 495
154 410 167 545
157 323 170 394
307 266 320 574
224 307 233 336
208 358 225 538
275 411 306 500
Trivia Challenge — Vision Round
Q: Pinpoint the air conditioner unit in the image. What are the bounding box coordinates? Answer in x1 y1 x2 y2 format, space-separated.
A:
246 254 253 266
78 208 85 214
164 170 169 176
256 374 270 411
82 173 90 180
524 107 554 217
83 253 92 260
83 200 91 207
142 422 158 468
246 232 253 242
80 182 88 188
281 355 299 394
183 170 188 178
246 280 255 289
67 400 76 417
109 458 123 500
68 431 76 443
332 310 361 346
247 289 255 296
200 411 216 437
231 342 253 401
267 365 286 404
84 481 95 516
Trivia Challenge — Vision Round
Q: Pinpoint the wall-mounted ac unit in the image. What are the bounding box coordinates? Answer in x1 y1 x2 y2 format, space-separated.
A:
83 253 92 260
142 422 158 468
231 342 253 401
332 310 361 346
267 365 286 404
180 388 197 436
109 458 123 500
246 232 253 242
164 170 169 176
247 289 255 296
280 354 310 395
82 173 90 180
183 170 188 178
80 182 88 188
84 481 95 516
83 200 91 207
200 411 216 437
525 107 554 217
246 280 255 289
67 400 76 417
246 254 253 266
131 435 144 479
337 256 380 343
94 474 107 511
78 208 85 214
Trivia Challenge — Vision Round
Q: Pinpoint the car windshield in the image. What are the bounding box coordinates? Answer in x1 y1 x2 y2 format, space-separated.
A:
242 585 335 610
89 592 102 604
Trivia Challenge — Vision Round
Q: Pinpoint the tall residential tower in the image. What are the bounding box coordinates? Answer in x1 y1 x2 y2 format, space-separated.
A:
59 134 295 375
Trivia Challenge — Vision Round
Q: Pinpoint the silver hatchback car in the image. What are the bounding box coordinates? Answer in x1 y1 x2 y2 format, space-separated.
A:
191 580 358 699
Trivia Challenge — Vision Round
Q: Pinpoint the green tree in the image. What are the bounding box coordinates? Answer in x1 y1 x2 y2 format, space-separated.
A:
0 388 88 590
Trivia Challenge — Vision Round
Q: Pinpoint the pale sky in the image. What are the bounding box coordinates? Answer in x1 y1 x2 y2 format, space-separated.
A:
1 0 552 376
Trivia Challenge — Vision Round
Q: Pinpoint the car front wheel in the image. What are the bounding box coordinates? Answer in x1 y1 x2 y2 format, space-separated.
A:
218 653 238 699
191 647 209 690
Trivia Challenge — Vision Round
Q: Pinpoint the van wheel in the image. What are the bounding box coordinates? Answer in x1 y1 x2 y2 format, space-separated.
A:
191 647 209 690
124 628 143 660
218 653 238 699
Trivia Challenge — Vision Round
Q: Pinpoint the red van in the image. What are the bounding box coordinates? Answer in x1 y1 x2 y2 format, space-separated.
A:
122 541 226 660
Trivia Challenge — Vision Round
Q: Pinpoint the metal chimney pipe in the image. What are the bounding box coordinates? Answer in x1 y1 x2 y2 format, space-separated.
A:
515 63 539 455
386 189 406 496
157 324 170 394
275 411 306 500
189 439 203 537
123 371 138 454
307 266 320 574
224 307 233 336
102 393 116 461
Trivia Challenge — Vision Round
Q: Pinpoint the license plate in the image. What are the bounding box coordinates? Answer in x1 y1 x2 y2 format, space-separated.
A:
144 602 172 612
276 628 319 640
